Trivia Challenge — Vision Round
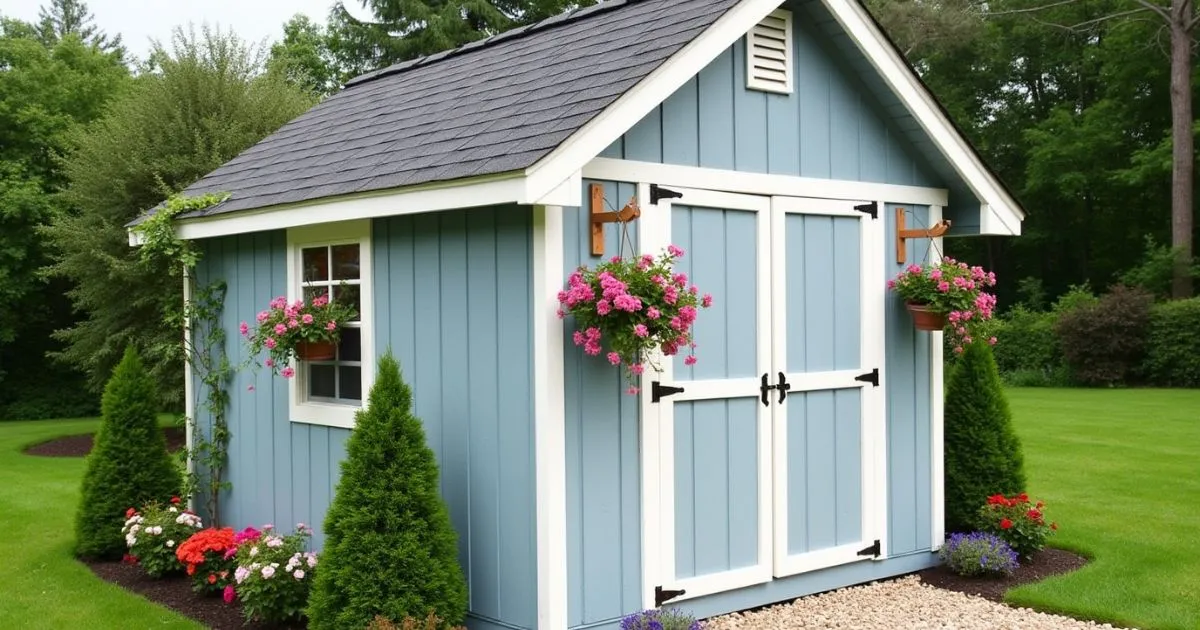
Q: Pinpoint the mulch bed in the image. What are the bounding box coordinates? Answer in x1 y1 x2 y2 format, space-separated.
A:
24 426 186 457
918 547 1089 602
87 559 304 630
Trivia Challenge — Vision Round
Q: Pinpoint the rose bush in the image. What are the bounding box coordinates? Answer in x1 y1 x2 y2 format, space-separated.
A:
975 492 1057 560
888 257 998 352
243 294 357 377
175 527 237 595
121 497 202 577
559 246 712 393
231 524 318 623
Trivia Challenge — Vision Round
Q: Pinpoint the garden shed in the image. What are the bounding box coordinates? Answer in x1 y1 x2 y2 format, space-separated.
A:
132 0 1027 628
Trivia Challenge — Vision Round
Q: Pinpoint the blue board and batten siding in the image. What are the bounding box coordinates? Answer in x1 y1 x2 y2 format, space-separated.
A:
194 206 538 630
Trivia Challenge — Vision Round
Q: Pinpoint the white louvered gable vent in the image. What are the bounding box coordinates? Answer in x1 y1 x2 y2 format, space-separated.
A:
746 9 794 94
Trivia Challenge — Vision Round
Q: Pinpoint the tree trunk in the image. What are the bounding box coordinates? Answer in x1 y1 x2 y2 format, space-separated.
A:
1169 0 1194 299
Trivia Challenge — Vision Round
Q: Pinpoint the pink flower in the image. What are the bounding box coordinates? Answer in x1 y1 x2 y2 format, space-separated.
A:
256 310 270 323
247 385 255 392
311 294 329 307
626 386 640 395
557 309 566 319
937 281 950 293
585 327 601 341
269 297 287 309
647 307 661 319
887 279 897 290
265 358 275 368
597 300 612 315
954 346 964 354
684 355 697 366
670 317 683 331
674 273 688 287
584 341 601 356
610 255 622 264
651 275 666 286
930 269 943 280
607 352 621 366
573 331 585 346
633 324 649 338
273 323 287 335
639 254 654 269
667 245 685 257
288 318 299 329
679 306 698 323
989 336 998 346
613 294 643 312
302 314 314 324
265 337 277 349
223 585 236 604
702 294 713 308
281 367 295 379
239 322 249 336
664 286 678 305
631 363 645 375
326 321 337 331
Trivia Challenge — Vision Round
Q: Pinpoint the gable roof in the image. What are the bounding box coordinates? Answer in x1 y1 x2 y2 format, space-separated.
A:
163 0 740 220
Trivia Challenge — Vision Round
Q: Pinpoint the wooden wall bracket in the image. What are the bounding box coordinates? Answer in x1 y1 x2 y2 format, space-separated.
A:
895 207 951 264
590 183 641 256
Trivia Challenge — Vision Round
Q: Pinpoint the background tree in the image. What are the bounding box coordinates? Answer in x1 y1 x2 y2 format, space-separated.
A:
0 9 128 419
42 25 316 408
74 346 181 560
269 15 342 96
326 0 599 80
35 0 124 55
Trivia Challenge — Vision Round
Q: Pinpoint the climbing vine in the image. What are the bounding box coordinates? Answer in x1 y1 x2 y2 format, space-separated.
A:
133 191 235 524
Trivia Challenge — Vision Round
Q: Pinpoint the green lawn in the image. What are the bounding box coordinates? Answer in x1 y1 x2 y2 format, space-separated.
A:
1005 388 1200 630
0 418 200 630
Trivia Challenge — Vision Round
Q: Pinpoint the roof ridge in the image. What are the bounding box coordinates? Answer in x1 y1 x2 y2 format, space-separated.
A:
343 0 646 90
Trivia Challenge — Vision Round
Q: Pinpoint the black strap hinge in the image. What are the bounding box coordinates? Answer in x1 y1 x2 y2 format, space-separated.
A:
651 381 685 403
857 539 881 557
855 368 880 387
650 184 683 205
655 585 686 607
853 201 878 219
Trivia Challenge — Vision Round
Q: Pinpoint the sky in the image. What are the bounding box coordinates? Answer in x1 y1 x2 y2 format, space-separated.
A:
0 0 357 61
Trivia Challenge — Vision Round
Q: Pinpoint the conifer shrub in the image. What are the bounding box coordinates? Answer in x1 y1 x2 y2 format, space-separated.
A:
943 341 1026 534
307 352 468 629
74 346 182 559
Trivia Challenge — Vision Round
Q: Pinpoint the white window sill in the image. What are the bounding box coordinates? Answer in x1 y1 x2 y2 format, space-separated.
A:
288 400 362 429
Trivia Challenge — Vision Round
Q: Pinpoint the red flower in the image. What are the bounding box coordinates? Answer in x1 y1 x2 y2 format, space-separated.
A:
1036 501 1045 509
125 508 137 518
1000 518 1013 530
170 496 181 505
207 573 218 585
1017 493 1029 503
986 494 1007 506
1027 509 1042 520
187 564 196 576
121 554 138 565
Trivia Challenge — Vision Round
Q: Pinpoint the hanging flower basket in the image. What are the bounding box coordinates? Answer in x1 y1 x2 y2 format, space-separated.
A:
242 292 357 378
558 245 713 394
905 302 947 331
888 257 998 353
295 340 337 361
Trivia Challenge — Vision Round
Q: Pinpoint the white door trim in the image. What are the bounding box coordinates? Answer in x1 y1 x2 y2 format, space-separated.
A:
929 205 946 551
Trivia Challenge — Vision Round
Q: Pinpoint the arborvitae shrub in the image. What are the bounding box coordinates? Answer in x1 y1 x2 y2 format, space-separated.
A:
307 352 467 629
1054 285 1153 386
1143 298 1200 387
943 341 1026 534
74 346 182 559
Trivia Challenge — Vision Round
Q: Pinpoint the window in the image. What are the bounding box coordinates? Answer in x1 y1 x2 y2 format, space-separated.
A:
746 9 794 95
287 220 373 428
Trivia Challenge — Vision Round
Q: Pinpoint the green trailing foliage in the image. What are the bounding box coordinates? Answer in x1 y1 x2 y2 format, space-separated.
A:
943 341 1026 535
307 352 467 629
73 346 182 559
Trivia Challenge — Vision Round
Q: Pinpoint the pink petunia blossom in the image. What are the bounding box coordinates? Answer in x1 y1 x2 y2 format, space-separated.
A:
256 310 270 323
584 341 601 356
288 319 299 329
669 317 683 331
311 294 329 307
702 294 713 308
326 321 337 331
265 358 275 368
631 363 645 375
265 337 277 349
684 355 697 366
673 273 688 287
274 323 287 335
647 307 661 319
667 245 685 257
302 314 314 324
607 352 621 366
223 586 236 604
573 331 585 346
557 309 566 319
626 386 640 395
239 322 249 336
596 300 612 315
281 367 295 379
937 281 951 293
989 336 998 346
633 324 649 338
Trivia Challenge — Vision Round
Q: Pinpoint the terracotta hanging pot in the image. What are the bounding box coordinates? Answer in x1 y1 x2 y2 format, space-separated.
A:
295 340 336 361
905 302 947 331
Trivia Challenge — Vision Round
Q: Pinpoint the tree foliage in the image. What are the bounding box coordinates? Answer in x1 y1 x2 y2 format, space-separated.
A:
43 25 316 407
35 0 125 55
943 341 1026 534
74 346 182 560
307 352 468 629
269 14 341 96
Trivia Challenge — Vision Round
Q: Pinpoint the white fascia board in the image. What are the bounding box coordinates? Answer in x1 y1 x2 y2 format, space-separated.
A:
158 173 528 242
522 0 792 202
819 0 1025 235
584 158 949 206
527 170 582 207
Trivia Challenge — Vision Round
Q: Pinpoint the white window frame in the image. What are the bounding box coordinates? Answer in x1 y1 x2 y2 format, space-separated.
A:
286 219 374 429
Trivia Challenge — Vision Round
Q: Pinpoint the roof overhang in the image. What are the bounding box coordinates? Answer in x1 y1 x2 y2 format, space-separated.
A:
521 0 1025 236
127 169 583 245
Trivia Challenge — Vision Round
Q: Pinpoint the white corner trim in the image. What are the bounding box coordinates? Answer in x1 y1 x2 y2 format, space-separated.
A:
531 170 583 207
929 205 946 550
532 205 567 630
584 158 949 207
169 173 528 241
182 270 196 513
522 0 796 202
819 0 1025 235
284 219 374 430
979 203 1020 237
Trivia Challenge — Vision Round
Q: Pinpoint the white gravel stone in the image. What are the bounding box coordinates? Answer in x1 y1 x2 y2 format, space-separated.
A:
703 576 1132 630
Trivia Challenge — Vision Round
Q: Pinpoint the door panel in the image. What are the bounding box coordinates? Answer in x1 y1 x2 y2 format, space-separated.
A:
784 213 862 373
785 389 862 555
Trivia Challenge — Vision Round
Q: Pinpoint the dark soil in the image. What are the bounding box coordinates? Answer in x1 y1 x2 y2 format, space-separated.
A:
24 426 185 457
87 559 305 630
918 547 1089 602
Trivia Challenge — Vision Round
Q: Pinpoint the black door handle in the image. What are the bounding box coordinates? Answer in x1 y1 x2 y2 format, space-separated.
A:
777 372 791 403
760 373 772 406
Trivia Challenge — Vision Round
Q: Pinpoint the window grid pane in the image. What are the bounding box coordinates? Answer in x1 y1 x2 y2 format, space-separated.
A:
300 242 363 406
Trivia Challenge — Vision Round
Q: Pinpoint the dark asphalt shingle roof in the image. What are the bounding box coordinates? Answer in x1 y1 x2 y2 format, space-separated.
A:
168 0 741 220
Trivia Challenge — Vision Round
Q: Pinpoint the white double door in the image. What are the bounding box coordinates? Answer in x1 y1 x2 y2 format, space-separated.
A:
640 187 887 605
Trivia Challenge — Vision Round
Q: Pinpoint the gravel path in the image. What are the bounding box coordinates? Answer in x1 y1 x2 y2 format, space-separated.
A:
704 576 1129 630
